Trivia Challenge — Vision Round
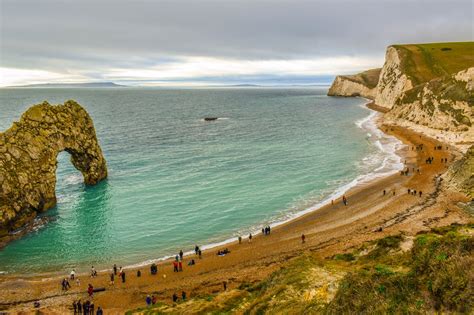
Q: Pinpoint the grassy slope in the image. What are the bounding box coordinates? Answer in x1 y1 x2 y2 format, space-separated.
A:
393 42 474 86
128 224 474 314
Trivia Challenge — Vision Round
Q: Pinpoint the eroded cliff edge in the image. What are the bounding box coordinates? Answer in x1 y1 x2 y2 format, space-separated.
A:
328 42 474 151
0 100 107 245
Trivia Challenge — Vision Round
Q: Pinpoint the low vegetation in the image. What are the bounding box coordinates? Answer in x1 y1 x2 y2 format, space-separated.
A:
128 224 473 314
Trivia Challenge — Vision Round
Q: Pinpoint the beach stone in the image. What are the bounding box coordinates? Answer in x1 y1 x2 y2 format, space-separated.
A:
0 100 107 244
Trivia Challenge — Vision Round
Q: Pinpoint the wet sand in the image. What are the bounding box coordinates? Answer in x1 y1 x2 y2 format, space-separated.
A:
0 109 471 314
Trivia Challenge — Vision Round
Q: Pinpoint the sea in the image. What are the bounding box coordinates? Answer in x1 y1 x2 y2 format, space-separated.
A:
0 87 403 274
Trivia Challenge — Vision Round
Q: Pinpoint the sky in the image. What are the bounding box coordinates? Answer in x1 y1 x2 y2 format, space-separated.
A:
0 0 472 87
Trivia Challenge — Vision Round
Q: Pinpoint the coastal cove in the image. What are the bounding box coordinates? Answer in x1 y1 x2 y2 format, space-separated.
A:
0 87 402 274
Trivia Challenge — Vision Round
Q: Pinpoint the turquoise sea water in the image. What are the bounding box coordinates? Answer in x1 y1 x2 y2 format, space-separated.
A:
0 87 402 274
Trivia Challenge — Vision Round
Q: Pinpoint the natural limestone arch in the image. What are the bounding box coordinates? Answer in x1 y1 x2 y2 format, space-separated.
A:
0 100 107 244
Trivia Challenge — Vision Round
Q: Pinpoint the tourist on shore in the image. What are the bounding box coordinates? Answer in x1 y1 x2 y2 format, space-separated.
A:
76 277 81 286
195 245 199 255
73 300 77 313
407 189 410 194
393 190 396 196
137 270 141 277
110 272 114 285
90 266 97 277
262 228 265 235
113 264 117 275
61 278 71 291
87 284 94 297
419 191 422 197
238 236 242 244
146 294 152 306
179 250 184 260
342 195 347 206
172 293 178 303
70 269 76 280
188 259 195 266
179 261 183 272
83 301 90 315
198 249 202 259
151 263 158 275
77 300 82 314
121 271 126 283
152 295 157 304
173 261 179 272
90 301 94 315
182 291 187 300
301 234 306 244
249 233 253 243
96 306 103 315
223 281 227 291
175 255 179 262
119 266 123 275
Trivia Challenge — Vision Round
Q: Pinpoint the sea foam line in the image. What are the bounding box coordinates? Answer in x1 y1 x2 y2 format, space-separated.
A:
121 100 406 271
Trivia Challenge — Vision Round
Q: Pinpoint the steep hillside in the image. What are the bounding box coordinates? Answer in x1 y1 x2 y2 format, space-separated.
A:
128 224 474 314
328 68 381 99
444 145 474 198
375 42 474 109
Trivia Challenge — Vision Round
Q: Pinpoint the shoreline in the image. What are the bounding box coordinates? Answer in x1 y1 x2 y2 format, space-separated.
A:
1 103 471 313
1 100 403 277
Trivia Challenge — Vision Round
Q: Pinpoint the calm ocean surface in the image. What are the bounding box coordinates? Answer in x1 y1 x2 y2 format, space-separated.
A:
0 87 401 274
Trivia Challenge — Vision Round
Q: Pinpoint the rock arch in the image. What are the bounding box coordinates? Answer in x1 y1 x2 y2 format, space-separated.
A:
0 100 107 245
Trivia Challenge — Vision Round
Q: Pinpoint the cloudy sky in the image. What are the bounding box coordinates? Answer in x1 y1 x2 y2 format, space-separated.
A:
0 0 472 86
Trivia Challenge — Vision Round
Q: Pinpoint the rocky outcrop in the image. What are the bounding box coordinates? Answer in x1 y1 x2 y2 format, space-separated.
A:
374 46 413 109
383 67 474 151
0 100 107 244
444 145 474 198
328 68 381 99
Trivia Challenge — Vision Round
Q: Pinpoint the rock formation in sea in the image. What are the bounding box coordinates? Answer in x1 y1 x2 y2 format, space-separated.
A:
328 42 474 152
0 100 107 245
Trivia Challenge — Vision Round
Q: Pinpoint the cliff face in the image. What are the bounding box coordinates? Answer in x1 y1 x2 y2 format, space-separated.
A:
328 68 381 99
384 67 473 147
0 100 107 242
374 46 413 109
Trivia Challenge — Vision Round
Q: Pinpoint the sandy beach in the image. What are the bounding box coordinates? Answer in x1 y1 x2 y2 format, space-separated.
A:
0 106 471 314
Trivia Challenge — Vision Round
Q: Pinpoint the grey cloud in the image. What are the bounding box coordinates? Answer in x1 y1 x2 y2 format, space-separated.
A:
0 0 472 74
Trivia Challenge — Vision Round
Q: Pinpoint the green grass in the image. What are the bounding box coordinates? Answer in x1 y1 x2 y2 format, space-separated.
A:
393 42 474 86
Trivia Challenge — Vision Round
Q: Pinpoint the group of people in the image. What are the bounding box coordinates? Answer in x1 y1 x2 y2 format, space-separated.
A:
145 294 158 306
110 264 126 284
407 189 423 197
426 157 435 164
72 300 103 315
172 291 187 303
261 226 271 235
217 248 231 256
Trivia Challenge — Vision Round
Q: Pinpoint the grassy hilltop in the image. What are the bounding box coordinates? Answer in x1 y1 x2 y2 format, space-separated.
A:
392 42 474 86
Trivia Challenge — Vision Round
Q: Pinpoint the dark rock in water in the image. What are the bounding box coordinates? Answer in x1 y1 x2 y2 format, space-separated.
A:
0 100 107 247
204 117 218 121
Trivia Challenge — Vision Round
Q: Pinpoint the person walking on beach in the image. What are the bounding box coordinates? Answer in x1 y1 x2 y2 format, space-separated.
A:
96 307 103 315
182 291 187 300
301 234 306 244
223 281 227 291
172 293 178 303
342 195 347 206
173 261 179 272
419 191 422 197
179 261 183 272
383 190 386 196
90 302 94 315
179 250 184 261
195 245 199 255
70 269 76 280
73 300 77 314
88 284 94 297
249 233 253 243
238 236 242 244
198 249 202 259
91 266 97 277
121 270 126 283
113 264 117 275
146 294 152 306
77 300 82 314
110 272 114 285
